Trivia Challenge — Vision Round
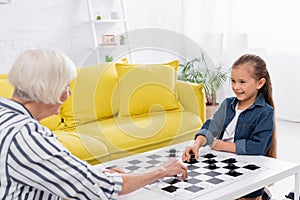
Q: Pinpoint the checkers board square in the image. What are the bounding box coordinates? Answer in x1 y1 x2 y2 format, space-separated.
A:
185 177 202 184
147 154 161 159
147 159 161 165
185 185 204 193
125 165 140 171
128 159 142 165
187 165 200 170
189 171 201 177
204 171 222 177
206 177 224 184
162 185 178 193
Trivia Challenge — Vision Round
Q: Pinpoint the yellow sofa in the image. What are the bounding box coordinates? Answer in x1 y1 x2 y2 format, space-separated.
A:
0 61 206 165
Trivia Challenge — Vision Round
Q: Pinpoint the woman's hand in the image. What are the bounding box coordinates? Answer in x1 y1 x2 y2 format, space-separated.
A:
104 167 125 174
159 158 188 180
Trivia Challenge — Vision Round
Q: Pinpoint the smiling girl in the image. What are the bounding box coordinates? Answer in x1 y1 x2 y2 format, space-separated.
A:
182 54 276 200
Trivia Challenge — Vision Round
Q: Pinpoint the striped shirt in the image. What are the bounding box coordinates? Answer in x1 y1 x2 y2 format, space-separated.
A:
0 97 123 200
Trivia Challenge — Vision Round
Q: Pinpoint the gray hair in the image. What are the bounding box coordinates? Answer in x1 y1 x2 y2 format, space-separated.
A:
8 49 77 104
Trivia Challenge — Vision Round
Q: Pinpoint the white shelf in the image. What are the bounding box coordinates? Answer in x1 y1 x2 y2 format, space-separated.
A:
92 19 126 24
98 44 129 48
86 0 132 64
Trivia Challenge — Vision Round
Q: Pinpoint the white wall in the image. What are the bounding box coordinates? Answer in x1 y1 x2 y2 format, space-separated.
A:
0 0 94 73
1 0 299 121
0 0 184 73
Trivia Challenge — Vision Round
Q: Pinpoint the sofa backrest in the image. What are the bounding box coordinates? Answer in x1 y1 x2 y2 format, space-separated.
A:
0 63 120 130
0 60 195 131
0 74 13 98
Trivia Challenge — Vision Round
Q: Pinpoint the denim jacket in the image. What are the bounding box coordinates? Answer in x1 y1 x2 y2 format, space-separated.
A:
195 93 274 156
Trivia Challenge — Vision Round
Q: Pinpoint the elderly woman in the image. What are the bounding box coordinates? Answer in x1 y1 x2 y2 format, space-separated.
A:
0 49 187 200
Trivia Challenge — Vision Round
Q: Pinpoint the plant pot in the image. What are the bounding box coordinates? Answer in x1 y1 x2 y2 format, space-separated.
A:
205 104 219 120
120 38 126 45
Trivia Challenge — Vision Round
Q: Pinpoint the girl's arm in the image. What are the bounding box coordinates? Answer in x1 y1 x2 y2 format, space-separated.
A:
210 139 236 153
183 99 230 162
194 99 228 146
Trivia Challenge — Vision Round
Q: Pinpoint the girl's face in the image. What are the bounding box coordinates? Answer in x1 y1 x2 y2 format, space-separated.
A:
231 63 265 107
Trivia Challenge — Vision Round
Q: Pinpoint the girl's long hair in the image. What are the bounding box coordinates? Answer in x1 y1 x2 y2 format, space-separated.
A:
233 54 277 158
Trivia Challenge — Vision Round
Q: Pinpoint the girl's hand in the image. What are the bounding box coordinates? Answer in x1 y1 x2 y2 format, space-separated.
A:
182 135 207 162
182 143 201 163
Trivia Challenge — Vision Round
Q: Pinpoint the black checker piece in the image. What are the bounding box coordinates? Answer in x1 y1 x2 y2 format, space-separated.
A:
226 169 243 177
221 158 237 164
202 159 217 164
243 164 260 170
204 163 219 170
202 153 216 159
163 178 181 185
223 163 240 170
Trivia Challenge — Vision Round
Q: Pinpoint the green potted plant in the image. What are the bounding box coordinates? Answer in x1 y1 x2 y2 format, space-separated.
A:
96 12 102 20
105 55 113 62
178 52 228 106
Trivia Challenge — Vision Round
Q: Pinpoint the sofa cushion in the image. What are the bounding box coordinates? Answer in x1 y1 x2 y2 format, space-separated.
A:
40 115 65 130
60 63 119 128
115 60 182 117
53 130 110 164
176 81 206 122
73 110 201 161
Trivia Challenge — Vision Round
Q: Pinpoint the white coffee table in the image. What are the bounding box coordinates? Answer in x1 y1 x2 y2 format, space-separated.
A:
94 141 300 200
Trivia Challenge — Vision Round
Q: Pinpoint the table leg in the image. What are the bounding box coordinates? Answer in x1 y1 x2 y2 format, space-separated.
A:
295 171 299 200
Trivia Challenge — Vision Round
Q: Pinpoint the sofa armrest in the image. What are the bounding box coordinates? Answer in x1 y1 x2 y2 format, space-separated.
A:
176 80 206 123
